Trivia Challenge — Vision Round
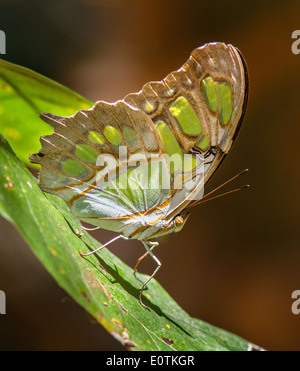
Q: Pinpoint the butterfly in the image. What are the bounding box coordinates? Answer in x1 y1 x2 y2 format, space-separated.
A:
30 42 248 308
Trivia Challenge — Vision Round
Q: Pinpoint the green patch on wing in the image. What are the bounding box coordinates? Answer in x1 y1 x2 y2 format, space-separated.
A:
62 159 86 177
104 125 122 146
169 96 202 136
155 120 183 173
88 131 105 145
196 133 210 152
201 76 232 126
75 144 99 164
122 126 137 144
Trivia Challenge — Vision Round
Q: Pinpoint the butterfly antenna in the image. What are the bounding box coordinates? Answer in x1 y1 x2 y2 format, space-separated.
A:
186 169 249 210
193 185 250 206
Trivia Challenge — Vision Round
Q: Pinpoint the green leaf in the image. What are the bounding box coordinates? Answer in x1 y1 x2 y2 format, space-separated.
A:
0 59 93 166
0 135 261 351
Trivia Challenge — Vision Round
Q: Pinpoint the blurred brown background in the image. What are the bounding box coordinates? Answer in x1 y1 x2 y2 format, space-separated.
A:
0 0 299 350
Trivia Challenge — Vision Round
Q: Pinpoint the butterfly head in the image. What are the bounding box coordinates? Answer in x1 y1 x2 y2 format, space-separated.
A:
135 209 191 241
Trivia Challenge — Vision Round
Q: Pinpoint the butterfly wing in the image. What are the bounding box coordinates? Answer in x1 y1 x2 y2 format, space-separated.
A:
124 42 248 219
30 42 248 238
30 101 171 236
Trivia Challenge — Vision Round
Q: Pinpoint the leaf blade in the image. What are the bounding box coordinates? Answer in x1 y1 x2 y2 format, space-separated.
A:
0 59 93 166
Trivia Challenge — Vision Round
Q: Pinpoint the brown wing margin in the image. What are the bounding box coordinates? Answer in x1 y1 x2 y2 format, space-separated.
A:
206 47 249 184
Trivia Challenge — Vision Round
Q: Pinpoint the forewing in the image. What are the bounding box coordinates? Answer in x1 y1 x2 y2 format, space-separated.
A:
123 42 248 216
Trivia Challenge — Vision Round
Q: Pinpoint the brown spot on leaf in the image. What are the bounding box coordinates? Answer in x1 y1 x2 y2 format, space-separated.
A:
96 312 104 323
112 319 125 330
118 303 127 313
99 281 112 300
161 336 174 345
110 325 137 350
84 268 113 301
81 291 91 302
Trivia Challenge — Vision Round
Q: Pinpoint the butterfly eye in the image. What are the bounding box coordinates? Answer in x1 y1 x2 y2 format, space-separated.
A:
175 215 183 225
174 215 184 231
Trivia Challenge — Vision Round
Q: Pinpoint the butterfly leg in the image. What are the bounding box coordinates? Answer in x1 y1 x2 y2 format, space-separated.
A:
138 241 161 308
134 241 159 272
79 234 129 257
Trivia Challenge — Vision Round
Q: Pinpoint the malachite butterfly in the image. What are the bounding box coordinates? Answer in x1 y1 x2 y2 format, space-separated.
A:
30 42 249 308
